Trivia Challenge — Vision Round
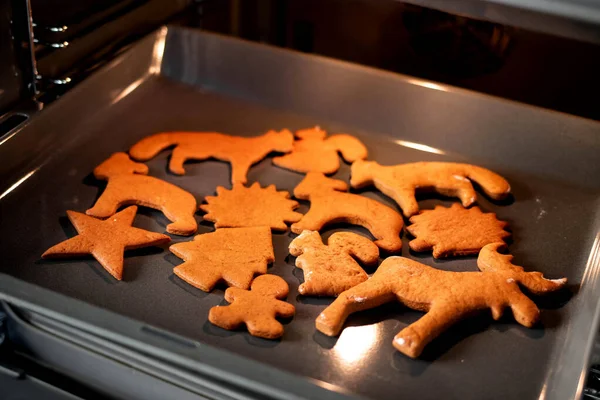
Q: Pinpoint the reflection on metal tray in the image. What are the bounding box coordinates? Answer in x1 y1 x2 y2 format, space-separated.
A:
0 26 599 400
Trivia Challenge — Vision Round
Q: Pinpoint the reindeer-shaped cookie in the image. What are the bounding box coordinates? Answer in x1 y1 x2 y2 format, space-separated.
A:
351 160 511 217
129 129 294 184
317 243 567 358
289 230 380 296
86 152 197 235
208 275 295 339
273 126 367 174
291 173 403 253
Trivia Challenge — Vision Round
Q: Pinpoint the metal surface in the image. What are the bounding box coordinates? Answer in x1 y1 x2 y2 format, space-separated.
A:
398 0 600 44
0 26 599 400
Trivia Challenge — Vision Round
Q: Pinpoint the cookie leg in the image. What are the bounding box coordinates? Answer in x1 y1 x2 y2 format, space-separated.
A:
393 190 419 217
86 191 120 218
437 181 477 207
163 198 198 236
208 305 244 330
371 226 403 253
169 147 205 175
507 290 540 328
393 306 461 358
230 160 252 185
316 282 395 336
290 209 326 234
247 318 285 339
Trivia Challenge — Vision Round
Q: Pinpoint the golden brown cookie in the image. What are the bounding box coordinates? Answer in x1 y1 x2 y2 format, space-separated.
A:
200 183 303 231
291 172 403 252
317 243 567 358
209 274 295 339
273 126 367 174
407 204 510 258
86 152 198 236
129 130 294 184
42 206 170 280
169 227 274 292
289 230 379 296
351 160 511 217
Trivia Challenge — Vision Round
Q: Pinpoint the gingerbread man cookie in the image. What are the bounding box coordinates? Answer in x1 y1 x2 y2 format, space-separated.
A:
407 204 510 258
86 152 198 236
42 206 170 280
273 126 367 174
289 230 379 296
200 183 303 231
129 129 294 184
351 160 511 217
291 172 403 252
317 243 567 358
209 274 295 339
169 227 274 292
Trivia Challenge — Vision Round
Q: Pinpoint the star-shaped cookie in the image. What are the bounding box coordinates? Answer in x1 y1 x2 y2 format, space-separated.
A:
42 206 170 280
200 183 303 231
407 204 510 258
169 227 275 292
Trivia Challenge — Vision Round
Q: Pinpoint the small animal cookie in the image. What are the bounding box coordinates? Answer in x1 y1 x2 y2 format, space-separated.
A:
86 152 198 236
129 129 294 184
200 183 303 231
169 227 274 292
316 243 567 358
408 203 510 258
289 230 379 296
273 126 368 174
209 274 295 339
42 206 170 280
291 172 404 252
351 160 511 217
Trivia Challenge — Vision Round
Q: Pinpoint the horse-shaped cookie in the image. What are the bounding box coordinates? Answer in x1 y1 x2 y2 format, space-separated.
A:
317 243 567 358
209 274 295 339
289 230 379 296
86 152 197 236
129 129 294 184
290 172 403 253
273 126 367 174
351 160 511 217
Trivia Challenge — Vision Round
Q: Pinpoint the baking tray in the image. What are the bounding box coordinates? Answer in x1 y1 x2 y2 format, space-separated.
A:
0 26 599 400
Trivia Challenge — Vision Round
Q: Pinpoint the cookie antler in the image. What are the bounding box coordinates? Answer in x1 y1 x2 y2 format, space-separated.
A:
478 243 567 295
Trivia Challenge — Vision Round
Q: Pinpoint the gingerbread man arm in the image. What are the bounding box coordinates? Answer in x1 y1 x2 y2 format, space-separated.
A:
275 299 296 318
325 134 368 163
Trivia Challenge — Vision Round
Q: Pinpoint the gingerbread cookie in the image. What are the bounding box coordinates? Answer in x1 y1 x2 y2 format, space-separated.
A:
317 243 567 358
291 172 403 252
273 126 367 174
351 160 511 217
42 206 170 280
200 183 303 231
209 274 295 339
129 129 294 184
289 230 379 296
407 204 510 258
86 153 198 236
169 227 274 292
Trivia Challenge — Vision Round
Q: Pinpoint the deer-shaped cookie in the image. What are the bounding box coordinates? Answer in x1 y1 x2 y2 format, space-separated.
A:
273 126 367 174
290 172 403 253
317 243 567 358
208 274 295 339
86 152 197 236
351 160 511 217
289 230 380 296
129 129 294 184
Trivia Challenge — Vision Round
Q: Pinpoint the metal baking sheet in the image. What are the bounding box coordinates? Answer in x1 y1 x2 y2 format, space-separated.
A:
1 26 600 400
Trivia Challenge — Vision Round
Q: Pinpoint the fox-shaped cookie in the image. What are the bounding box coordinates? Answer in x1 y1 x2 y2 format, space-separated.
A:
351 160 511 217
129 130 294 184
